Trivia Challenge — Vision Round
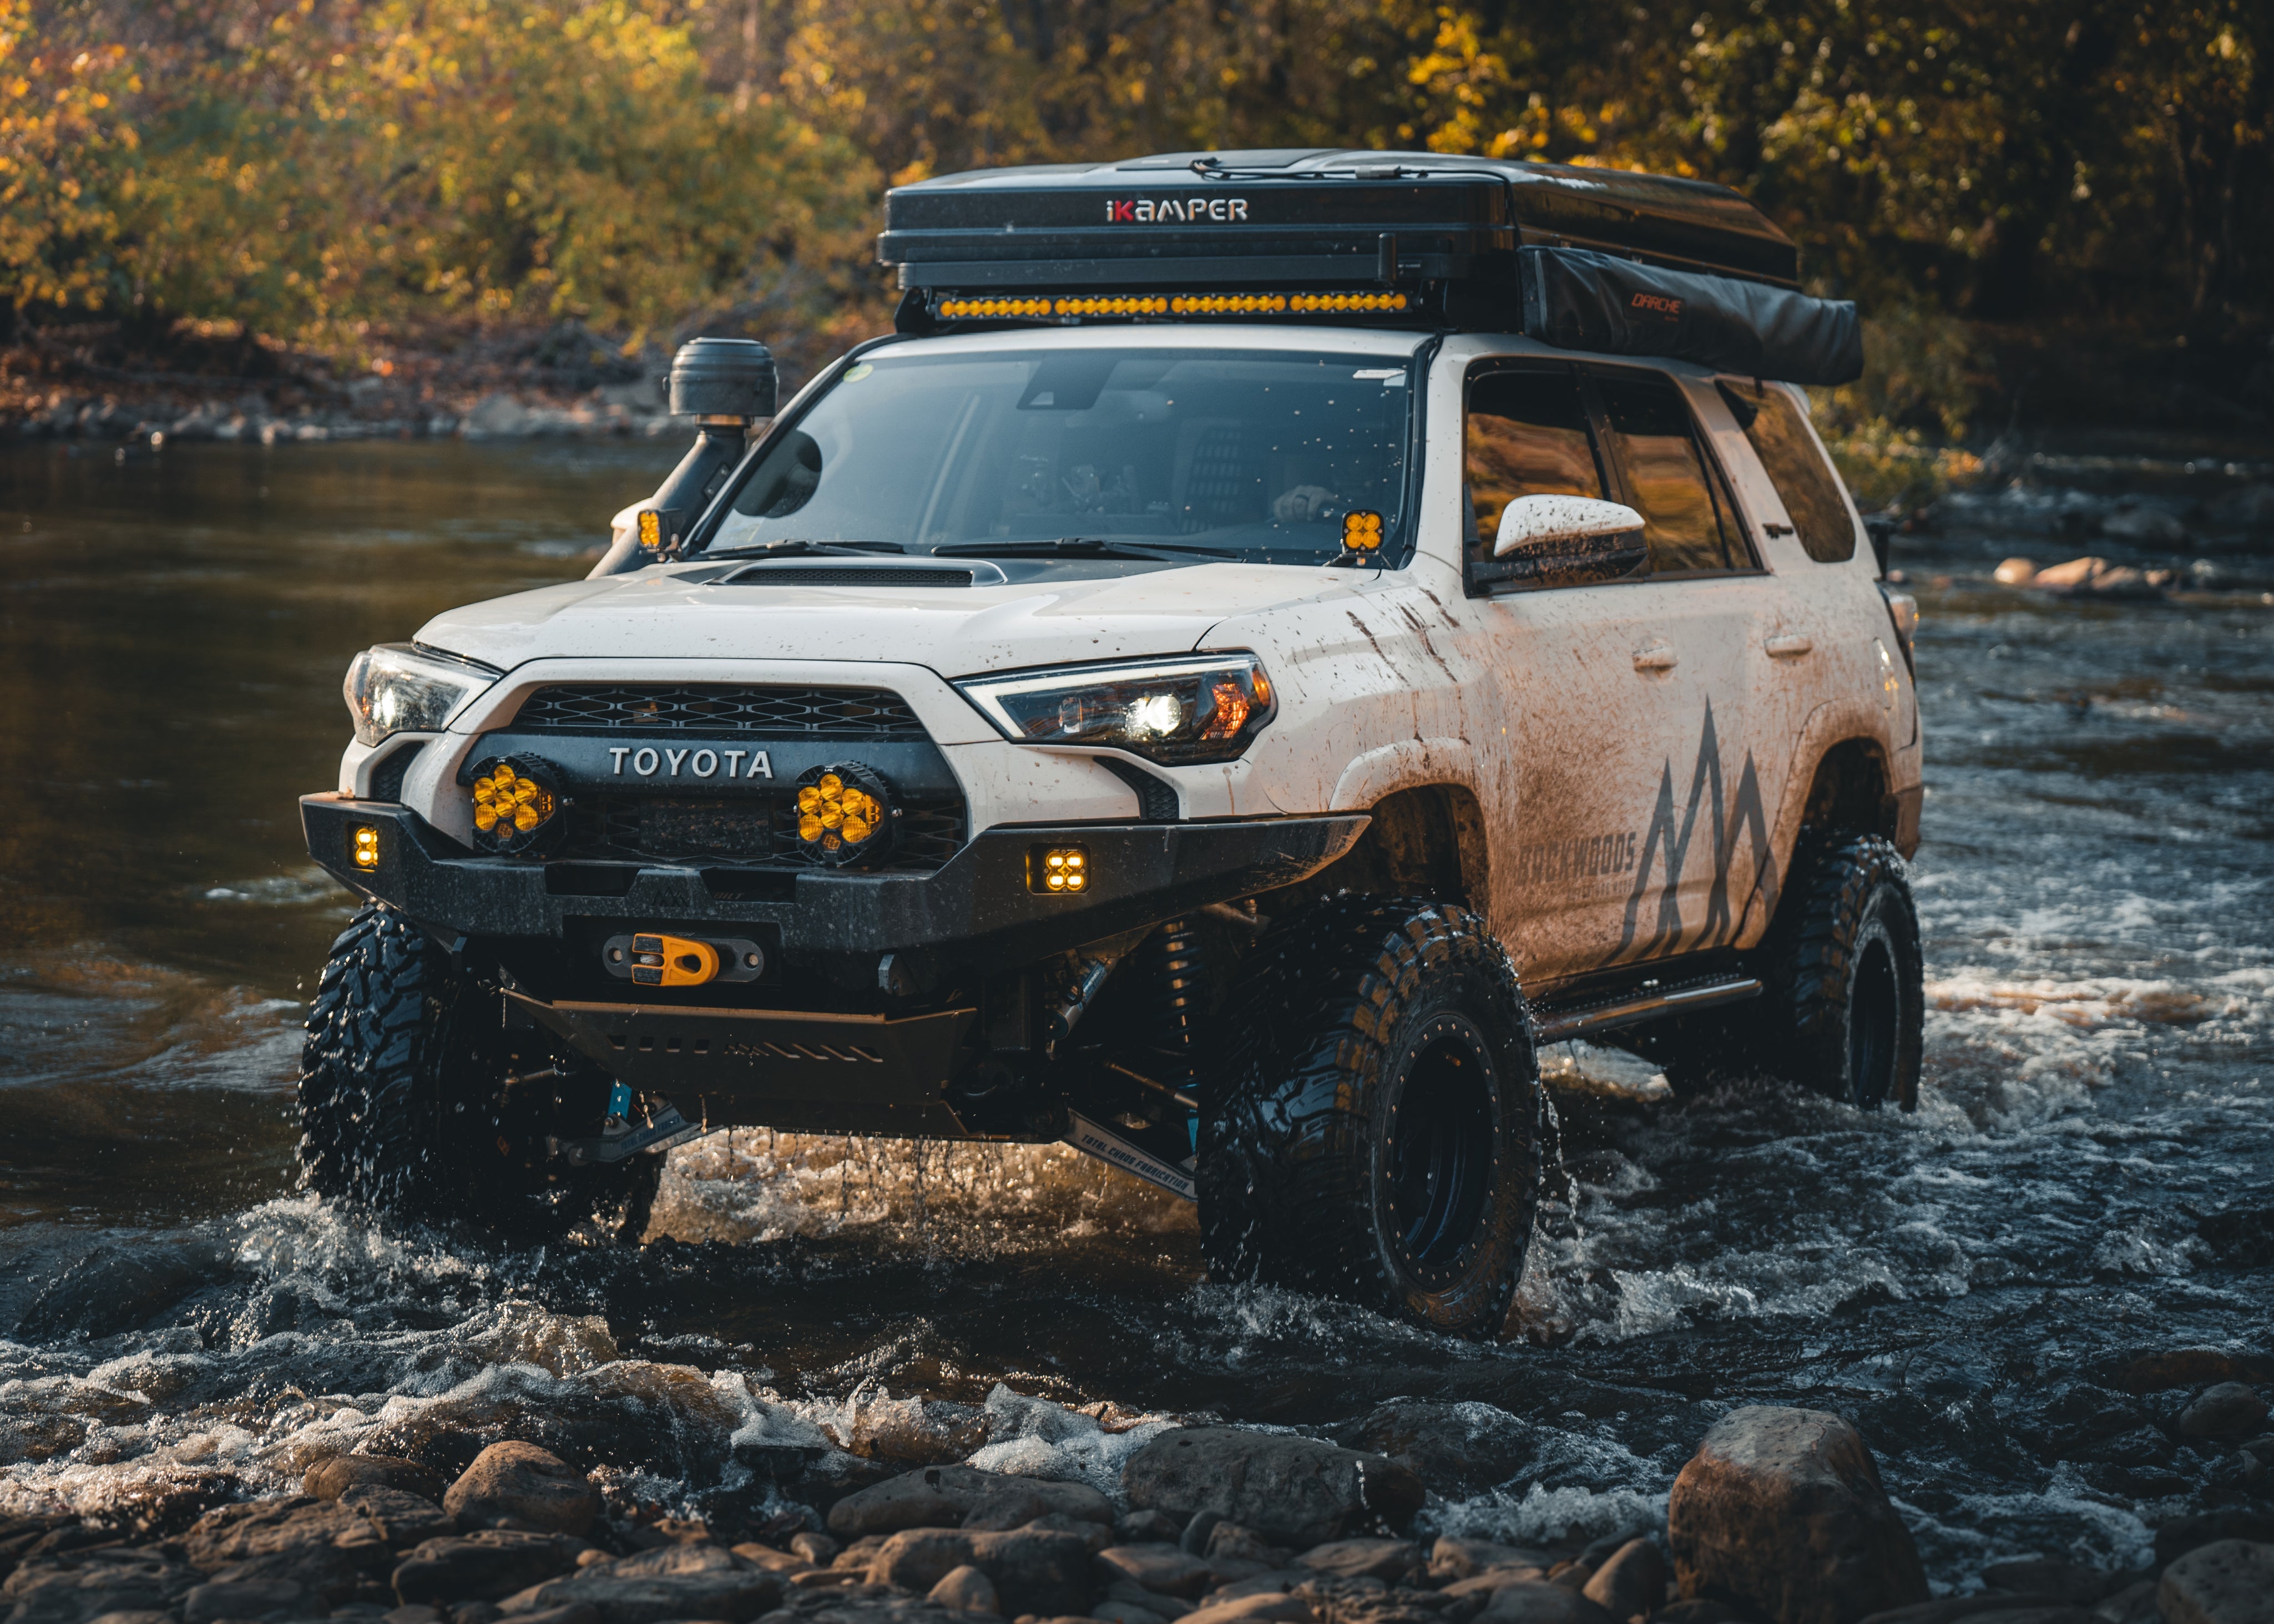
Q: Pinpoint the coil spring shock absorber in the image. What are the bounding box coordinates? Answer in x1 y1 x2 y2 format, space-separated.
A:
1149 919 1205 1087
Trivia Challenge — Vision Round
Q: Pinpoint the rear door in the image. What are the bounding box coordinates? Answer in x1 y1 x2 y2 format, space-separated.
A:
1576 365 1793 965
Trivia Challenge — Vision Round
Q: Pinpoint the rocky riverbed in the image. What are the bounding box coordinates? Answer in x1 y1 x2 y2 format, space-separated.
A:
6 1397 2270 1624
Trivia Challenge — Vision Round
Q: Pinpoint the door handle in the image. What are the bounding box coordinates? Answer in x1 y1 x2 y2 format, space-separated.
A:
1765 635 1813 659
1633 644 1678 672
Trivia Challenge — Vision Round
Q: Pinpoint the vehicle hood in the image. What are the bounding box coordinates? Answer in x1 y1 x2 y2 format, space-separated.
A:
415 559 1353 678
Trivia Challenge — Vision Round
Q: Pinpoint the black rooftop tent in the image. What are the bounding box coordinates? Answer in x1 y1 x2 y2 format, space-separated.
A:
876 149 1862 386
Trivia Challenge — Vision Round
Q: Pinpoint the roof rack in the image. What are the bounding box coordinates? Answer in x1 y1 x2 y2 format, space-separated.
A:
878 149 1862 386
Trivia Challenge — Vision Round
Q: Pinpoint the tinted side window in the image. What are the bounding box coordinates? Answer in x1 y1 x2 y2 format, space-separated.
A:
1593 372 1745 575
1464 368 1605 559
1719 381 1856 563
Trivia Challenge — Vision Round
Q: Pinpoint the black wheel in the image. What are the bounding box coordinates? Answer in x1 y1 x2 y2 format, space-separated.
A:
299 902 663 1239
1635 833 1923 1111
1197 896 1543 1336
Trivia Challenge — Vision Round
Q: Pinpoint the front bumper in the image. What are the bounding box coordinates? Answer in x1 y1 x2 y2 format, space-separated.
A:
304 795 1366 967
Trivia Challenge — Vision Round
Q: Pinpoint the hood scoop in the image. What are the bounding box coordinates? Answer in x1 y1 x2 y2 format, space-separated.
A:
716 560 1006 589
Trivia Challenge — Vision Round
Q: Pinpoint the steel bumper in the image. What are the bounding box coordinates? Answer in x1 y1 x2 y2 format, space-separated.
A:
302 795 1366 965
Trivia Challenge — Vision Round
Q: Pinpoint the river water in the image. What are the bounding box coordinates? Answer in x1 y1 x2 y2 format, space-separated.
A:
2 437 2270 1590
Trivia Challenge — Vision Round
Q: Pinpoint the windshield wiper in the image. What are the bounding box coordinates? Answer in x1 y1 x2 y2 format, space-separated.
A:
704 538 906 559
933 537 1242 563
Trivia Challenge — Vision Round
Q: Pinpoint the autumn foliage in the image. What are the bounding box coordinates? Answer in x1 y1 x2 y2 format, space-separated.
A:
5 0 2268 366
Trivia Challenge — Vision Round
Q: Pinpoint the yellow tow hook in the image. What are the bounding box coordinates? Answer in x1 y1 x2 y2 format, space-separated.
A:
629 933 720 987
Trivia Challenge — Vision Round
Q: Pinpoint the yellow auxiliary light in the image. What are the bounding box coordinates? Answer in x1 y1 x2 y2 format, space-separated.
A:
933 289 1410 322
792 762 897 867
467 755 562 856
1342 509 1385 552
1028 845 1091 896
636 509 664 551
350 824 381 870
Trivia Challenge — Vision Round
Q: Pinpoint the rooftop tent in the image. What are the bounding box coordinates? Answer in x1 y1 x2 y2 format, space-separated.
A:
876 150 1862 386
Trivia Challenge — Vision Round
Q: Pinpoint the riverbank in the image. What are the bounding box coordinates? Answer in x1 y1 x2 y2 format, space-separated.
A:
4 1389 2268 1624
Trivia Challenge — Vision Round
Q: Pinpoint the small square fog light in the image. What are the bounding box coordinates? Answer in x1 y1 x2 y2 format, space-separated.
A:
1028 844 1090 895
350 824 382 869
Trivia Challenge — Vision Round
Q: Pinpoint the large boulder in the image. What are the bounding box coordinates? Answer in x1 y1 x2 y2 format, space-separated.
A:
2177 1385 2270 1443
1121 1429 1424 1549
828 1468 1113 1540
1667 1407 1926 1624
447 1443 602 1537
2158 1540 2274 1624
501 1542 782 1624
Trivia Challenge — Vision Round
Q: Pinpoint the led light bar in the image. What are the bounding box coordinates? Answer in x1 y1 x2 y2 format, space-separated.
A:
933 290 1413 321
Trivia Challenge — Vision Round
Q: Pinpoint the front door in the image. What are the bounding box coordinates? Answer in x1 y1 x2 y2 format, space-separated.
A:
1463 360 1792 982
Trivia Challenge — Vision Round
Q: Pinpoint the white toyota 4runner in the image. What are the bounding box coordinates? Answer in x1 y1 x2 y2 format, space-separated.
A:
300 150 1922 1335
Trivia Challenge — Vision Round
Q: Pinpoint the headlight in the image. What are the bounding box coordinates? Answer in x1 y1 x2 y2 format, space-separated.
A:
342 643 501 747
956 654 1276 766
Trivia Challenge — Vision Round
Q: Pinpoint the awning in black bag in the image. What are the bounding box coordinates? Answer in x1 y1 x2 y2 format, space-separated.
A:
1520 247 1862 385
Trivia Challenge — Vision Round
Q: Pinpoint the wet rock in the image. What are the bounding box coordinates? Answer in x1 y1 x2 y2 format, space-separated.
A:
1855 1598 2100 1624
1181 1518 1224 1559
2157 1539 2274 1624
1199 1572 1311 1605
1095 1602 1171 1624
1175 1595 1313 1624
1122 1515 1185 1546
844 1397 993 1467
1476 1583 1612 1624
1429 1543 1565 1586
754 1589 967 1624
794 1537 842 1567
1293 1544 1418 1586
342 1488 457 1549
926 1566 998 1612
1206 1529 1291 1570
447 1444 602 1539
1993 558 2039 585
867 1527 1091 1617
737 1545 821 1576
1335 1403 1534 1501
181 1577 307 1623
2023 556 2172 597
962 1490 1057 1534
494 1607 600 1624
1666 1407 1926 1624
2115 1349 2273 1394
501 1542 782 1624
1097 1546 1216 1599
1123 1430 1424 1550
181 1498 395 1599
1439 1568 1552 1603
828 1469 1112 1540
0 1546 201 1624
1976 1559 2105 1604
13 1241 230 1341
312 1458 451 1505
393 1531 590 1604
1580 1542 1662 1623
2178 1384 2269 1442
2154 1511 2274 1569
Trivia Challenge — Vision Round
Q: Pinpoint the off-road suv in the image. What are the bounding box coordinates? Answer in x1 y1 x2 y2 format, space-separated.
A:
299 150 1923 1335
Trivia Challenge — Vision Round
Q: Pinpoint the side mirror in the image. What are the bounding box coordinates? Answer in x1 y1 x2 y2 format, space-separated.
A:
1490 494 1649 587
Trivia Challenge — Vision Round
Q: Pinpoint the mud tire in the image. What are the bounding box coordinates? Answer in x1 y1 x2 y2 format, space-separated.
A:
1650 833 1923 1110
1197 896 1543 1336
299 902 660 1239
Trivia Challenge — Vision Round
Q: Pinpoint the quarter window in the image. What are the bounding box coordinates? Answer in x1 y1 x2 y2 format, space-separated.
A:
1717 380 1856 563
1593 372 1750 576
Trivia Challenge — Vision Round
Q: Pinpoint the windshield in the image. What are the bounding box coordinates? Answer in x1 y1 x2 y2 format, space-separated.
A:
703 346 1418 564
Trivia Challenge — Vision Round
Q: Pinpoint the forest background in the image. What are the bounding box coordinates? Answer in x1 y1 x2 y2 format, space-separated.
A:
6 0 2271 489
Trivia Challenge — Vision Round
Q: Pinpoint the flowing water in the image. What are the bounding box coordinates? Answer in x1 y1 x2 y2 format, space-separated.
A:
2 438 2270 1588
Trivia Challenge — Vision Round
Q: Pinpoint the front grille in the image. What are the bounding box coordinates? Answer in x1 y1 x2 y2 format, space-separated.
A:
511 685 927 737
557 795 966 872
